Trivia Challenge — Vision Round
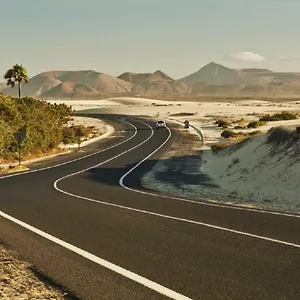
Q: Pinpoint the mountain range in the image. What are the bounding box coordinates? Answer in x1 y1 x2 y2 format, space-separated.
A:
1 62 300 99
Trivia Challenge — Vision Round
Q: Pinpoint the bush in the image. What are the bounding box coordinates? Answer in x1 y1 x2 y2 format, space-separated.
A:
259 111 297 122
232 158 240 164
215 119 230 128
62 125 92 145
247 121 267 128
170 112 195 117
62 127 76 144
221 130 236 139
0 95 72 158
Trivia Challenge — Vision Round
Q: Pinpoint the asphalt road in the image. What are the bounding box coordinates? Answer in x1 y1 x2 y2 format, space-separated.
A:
0 114 300 300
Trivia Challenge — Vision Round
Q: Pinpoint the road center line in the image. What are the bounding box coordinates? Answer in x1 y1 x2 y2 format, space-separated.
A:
0 117 137 180
1 119 194 299
54 123 300 249
0 210 193 300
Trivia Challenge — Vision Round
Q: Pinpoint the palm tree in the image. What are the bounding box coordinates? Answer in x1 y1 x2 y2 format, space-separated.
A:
4 64 29 98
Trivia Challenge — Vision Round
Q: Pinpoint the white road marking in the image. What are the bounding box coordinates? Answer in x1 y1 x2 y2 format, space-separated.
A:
54 123 300 250
53 120 154 184
0 118 137 180
34 189 300 250
1 119 194 299
0 210 193 300
1 116 299 299
1 115 298 219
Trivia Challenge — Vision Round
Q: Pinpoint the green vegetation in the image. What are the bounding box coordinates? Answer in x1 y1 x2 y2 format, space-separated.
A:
62 125 93 144
215 119 230 128
4 64 29 98
221 130 236 138
0 94 72 160
259 111 298 122
170 112 196 116
221 129 262 139
247 120 267 128
212 130 262 153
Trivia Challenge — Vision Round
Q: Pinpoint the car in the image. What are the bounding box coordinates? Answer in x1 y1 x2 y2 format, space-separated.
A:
156 120 167 129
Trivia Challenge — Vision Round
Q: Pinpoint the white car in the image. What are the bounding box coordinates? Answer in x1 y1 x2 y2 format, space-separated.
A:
156 120 167 129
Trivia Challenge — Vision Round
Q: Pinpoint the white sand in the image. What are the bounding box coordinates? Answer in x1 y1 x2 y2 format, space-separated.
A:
59 116 114 149
201 130 300 213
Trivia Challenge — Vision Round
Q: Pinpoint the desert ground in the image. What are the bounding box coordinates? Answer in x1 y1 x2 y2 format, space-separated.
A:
48 97 300 214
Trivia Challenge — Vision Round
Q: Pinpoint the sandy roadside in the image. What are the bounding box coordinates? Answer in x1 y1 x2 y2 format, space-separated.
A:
0 245 67 299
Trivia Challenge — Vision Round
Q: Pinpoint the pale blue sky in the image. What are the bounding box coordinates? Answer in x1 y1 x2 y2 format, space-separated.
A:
1 0 300 79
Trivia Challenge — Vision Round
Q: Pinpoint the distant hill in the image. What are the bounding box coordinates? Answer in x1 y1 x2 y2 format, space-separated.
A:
1 72 62 97
41 81 99 98
179 62 243 85
132 80 188 95
2 63 300 99
118 70 173 85
1 70 132 98
118 70 187 95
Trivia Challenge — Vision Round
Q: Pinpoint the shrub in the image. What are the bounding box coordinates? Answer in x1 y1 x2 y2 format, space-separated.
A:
232 158 240 164
259 111 297 122
215 119 230 128
170 112 195 117
62 125 92 144
62 127 76 144
221 130 236 139
0 95 72 158
247 121 267 128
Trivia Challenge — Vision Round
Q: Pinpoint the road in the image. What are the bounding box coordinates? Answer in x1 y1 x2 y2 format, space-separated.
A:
0 114 300 300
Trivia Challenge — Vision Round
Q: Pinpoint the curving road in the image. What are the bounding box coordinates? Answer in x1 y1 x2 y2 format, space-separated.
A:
0 114 300 300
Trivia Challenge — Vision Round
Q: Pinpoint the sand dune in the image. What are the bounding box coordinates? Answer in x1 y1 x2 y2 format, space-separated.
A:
201 127 300 212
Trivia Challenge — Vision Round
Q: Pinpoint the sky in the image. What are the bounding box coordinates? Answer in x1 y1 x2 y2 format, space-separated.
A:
1 0 300 79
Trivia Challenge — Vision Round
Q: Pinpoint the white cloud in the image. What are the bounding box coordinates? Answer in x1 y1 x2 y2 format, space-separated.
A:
278 56 300 62
226 52 266 62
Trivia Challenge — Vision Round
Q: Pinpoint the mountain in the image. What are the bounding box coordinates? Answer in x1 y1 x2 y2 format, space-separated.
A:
2 72 62 97
41 81 100 98
118 70 187 95
1 70 133 98
132 80 188 95
2 63 300 99
118 70 173 85
179 62 244 85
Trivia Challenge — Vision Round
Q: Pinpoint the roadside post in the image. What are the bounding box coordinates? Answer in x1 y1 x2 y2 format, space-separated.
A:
184 120 190 133
13 128 26 165
75 128 84 151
